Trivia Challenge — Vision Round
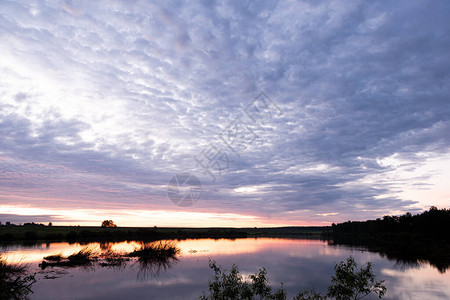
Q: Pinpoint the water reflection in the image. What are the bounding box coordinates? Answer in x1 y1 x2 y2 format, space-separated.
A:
328 238 450 274
0 238 449 300
135 256 177 282
129 241 179 281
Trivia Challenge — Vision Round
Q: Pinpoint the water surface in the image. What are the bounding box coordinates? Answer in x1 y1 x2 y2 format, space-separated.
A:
2 238 449 299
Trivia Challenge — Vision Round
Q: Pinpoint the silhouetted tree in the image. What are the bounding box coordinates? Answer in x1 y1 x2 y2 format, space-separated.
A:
101 220 117 228
327 257 386 300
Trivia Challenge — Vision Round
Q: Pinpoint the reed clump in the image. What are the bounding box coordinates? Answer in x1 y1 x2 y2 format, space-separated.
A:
127 241 180 260
40 241 180 271
40 247 98 269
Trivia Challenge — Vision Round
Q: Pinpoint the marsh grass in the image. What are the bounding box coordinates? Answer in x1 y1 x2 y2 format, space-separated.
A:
67 247 98 263
40 247 99 269
0 255 36 300
125 241 179 280
127 241 180 259
40 241 180 275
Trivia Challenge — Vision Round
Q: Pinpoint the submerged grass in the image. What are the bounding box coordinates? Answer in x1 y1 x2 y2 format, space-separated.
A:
43 254 64 262
99 250 129 268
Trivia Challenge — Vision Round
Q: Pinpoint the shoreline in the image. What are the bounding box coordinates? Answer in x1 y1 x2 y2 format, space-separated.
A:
0 225 326 243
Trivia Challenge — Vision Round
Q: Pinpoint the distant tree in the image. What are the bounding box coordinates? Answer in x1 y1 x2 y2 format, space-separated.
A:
327 257 386 300
101 220 117 228
48 222 53 227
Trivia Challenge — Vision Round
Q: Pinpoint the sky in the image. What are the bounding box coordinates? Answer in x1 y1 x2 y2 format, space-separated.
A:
0 0 449 227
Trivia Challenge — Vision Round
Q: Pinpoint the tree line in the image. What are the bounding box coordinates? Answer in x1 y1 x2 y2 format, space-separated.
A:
327 207 450 273
330 206 450 240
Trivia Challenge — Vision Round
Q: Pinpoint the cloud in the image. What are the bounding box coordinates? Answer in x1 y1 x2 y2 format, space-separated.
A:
0 0 449 225
0 214 56 224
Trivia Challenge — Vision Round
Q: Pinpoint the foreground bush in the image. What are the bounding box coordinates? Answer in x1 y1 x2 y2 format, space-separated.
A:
327 257 386 300
200 260 286 300
201 256 386 300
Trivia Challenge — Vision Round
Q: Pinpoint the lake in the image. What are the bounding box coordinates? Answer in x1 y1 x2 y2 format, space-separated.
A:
1 238 449 299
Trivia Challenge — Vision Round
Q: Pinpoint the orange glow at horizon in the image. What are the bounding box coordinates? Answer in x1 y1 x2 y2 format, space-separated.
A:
0 204 322 227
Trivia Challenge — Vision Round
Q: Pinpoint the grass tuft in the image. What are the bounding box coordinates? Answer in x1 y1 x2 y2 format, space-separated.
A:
67 247 98 263
40 247 98 269
127 241 180 259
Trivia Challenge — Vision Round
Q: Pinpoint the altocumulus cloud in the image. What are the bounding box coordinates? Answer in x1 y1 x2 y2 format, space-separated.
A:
0 0 449 225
